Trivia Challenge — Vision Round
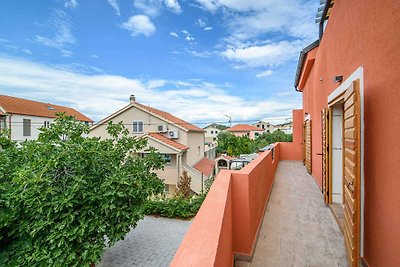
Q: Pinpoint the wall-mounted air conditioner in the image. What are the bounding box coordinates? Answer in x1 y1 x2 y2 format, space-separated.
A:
168 130 179 139
157 125 168 133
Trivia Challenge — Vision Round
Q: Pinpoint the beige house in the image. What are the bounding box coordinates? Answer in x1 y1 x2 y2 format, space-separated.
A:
89 95 214 195
252 120 274 133
226 124 264 140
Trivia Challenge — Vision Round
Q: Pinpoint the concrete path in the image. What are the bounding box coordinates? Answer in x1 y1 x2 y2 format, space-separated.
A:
236 161 348 267
98 216 191 267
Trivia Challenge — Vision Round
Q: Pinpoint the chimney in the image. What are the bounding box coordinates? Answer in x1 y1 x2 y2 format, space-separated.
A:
129 95 136 103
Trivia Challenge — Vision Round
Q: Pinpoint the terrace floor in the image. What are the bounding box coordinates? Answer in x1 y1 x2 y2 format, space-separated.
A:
236 161 348 267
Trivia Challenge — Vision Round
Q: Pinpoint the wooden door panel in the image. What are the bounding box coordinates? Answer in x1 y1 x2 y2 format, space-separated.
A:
305 119 312 174
322 108 330 203
342 80 361 266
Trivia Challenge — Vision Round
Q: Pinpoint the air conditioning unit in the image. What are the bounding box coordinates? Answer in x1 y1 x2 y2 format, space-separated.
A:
168 130 179 139
157 125 167 133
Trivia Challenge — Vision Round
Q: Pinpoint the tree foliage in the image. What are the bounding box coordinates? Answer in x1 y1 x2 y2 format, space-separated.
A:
0 114 164 266
216 130 293 156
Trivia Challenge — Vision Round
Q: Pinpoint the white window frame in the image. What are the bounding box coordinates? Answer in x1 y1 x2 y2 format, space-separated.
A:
23 119 31 137
132 120 144 133
44 121 51 128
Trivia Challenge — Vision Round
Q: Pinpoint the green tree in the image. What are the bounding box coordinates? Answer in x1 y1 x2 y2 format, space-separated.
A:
0 114 164 266
176 170 191 198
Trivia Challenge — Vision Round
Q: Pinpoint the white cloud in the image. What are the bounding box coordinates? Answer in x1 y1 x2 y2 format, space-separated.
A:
35 10 76 57
64 0 78 9
0 56 300 122
204 26 213 31
221 40 303 68
164 0 182 14
194 0 319 70
90 54 99 58
196 18 207 28
256 70 273 78
134 0 182 16
181 30 195 42
121 15 156 37
106 0 121 16
170 31 179 38
22 49 32 55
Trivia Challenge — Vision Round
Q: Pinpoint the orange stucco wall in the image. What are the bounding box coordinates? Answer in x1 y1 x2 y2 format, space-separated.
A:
299 0 400 265
280 109 303 161
172 142 302 266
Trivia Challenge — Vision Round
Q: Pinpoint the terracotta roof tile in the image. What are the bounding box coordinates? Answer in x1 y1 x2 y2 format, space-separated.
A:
193 157 215 177
0 95 93 122
135 102 204 132
226 124 264 132
148 132 189 151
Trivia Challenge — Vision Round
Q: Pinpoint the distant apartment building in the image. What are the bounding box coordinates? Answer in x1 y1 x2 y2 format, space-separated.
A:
252 120 293 134
89 95 214 195
204 123 227 143
252 120 274 132
0 95 93 142
226 124 264 140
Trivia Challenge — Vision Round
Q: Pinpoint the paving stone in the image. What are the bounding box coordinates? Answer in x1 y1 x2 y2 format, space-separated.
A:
97 216 191 266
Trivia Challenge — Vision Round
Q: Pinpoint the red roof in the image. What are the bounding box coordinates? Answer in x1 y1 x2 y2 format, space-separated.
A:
135 102 203 132
0 95 93 122
148 132 189 151
226 124 264 132
193 157 215 177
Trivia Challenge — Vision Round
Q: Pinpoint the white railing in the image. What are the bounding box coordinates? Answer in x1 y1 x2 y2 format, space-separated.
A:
183 164 205 194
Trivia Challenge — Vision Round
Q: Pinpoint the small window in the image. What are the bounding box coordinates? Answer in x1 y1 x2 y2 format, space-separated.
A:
215 130 218 134
0 117 6 132
213 137 216 141
133 121 144 133
44 121 51 128
23 119 31 136
211 130 214 134
164 154 171 165
197 146 200 155
257 125 260 128
262 125 265 129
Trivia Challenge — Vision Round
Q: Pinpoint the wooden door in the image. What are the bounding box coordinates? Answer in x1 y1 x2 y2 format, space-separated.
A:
343 80 361 266
322 108 330 203
304 119 312 174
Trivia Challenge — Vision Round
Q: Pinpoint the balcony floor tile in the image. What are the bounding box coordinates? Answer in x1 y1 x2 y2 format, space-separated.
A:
236 161 348 267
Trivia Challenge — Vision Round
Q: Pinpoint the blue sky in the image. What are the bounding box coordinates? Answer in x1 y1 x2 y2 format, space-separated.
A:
0 0 318 125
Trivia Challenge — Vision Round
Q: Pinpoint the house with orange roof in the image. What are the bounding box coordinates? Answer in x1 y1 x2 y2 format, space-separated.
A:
226 124 264 140
89 95 213 195
0 95 93 142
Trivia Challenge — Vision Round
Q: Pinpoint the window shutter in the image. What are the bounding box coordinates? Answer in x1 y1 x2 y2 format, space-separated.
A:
23 119 31 136
343 80 361 266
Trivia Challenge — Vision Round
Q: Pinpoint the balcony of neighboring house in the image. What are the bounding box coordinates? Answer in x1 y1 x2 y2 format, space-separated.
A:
170 110 349 267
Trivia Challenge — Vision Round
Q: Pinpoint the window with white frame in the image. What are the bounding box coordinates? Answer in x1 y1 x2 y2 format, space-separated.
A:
23 119 31 136
0 117 6 132
132 121 144 133
44 121 51 128
163 154 171 165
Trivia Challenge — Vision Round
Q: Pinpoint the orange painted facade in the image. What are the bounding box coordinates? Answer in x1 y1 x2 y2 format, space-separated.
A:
297 0 400 265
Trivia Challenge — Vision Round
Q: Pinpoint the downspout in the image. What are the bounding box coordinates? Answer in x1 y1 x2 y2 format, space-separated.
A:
319 0 332 40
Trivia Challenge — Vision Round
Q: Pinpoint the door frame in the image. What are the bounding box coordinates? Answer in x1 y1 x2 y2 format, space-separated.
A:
327 67 365 258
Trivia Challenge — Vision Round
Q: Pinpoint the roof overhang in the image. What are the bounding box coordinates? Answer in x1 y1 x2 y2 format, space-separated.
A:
294 40 320 92
145 134 188 153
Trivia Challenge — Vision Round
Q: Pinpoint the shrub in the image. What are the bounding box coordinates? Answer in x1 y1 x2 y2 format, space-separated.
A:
144 195 206 219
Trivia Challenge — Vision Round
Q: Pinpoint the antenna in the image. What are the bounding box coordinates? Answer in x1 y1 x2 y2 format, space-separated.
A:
224 114 232 127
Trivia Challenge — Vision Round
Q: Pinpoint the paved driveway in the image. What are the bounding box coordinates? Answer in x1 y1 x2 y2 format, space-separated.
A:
98 216 191 267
